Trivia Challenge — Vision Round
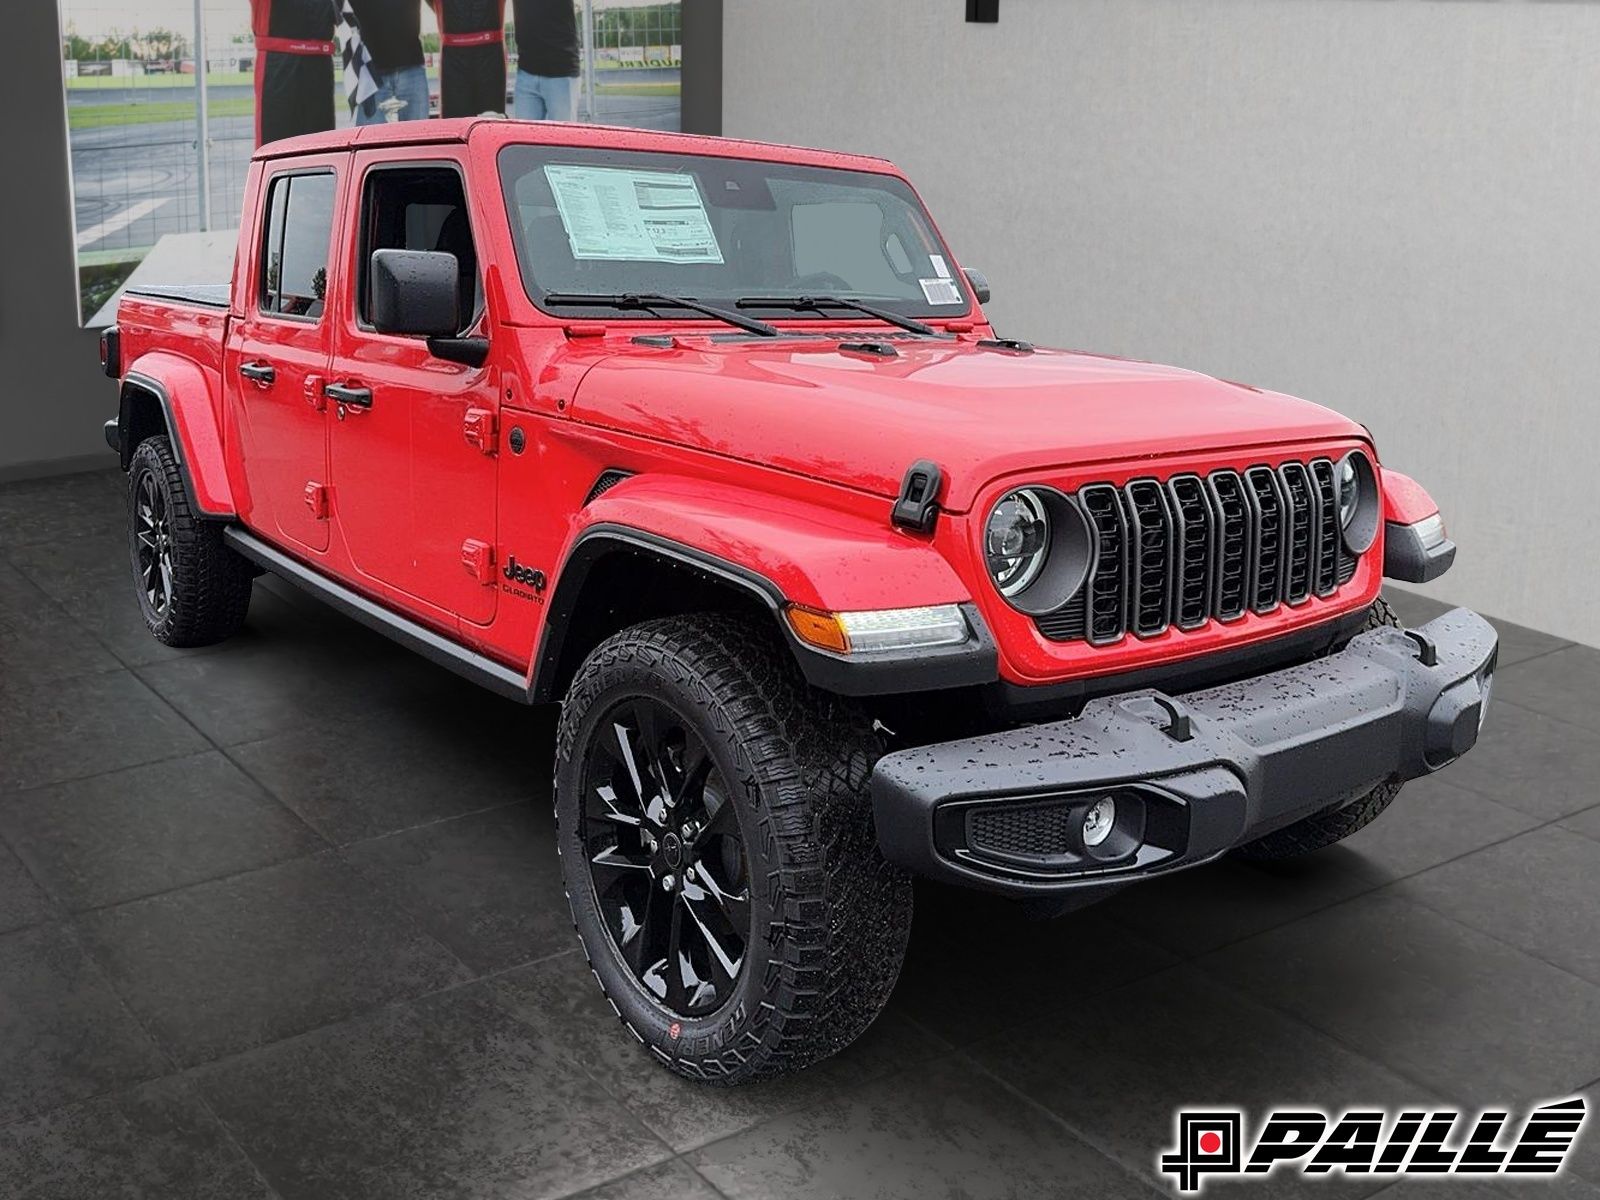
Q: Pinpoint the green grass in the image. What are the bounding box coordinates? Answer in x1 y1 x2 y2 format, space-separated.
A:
68 97 254 129
66 70 255 90
594 81 679 97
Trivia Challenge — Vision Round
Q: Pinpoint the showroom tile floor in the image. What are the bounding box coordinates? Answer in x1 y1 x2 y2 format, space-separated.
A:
1 469 1598 1199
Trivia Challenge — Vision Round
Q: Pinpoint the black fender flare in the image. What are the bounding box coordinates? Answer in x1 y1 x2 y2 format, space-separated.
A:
531 524 997 703
115 373 221 517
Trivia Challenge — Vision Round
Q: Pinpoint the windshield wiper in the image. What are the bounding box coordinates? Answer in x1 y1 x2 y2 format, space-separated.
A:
542 292 778 338
735 295 937 338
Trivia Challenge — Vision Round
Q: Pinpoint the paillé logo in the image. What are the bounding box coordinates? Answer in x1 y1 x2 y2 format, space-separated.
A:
1159 1098 1586 1193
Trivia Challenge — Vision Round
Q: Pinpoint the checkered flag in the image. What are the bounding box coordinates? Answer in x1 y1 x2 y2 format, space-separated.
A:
338 1 380 120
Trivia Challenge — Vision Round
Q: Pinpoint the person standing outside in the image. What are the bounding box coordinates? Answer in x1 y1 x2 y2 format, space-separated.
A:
250 0 338 146
512 0 580 121
348 0 429 123
431 0 508 117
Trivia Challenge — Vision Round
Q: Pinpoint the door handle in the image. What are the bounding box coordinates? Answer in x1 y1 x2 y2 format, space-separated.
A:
239 361 275 385
324 382 373 409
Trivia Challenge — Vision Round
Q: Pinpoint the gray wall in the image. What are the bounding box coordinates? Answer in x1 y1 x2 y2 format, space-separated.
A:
725 0 1600 647
1 0 116 482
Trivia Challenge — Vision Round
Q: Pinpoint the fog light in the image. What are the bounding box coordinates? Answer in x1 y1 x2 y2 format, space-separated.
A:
1081 796 1116 847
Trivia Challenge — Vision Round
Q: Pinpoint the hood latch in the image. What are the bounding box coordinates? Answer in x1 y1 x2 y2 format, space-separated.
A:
891 460 944 534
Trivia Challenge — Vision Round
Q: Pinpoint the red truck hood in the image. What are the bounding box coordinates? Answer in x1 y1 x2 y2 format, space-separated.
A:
567 338 1365 512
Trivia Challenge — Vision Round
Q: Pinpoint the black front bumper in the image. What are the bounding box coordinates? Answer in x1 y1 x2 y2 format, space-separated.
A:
871 608 1499 896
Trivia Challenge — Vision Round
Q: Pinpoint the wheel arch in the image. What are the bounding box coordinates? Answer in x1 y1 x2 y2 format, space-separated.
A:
118 358 235 517
530 526 788 704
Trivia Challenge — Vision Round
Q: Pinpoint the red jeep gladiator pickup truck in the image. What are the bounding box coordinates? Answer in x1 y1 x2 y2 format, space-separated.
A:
102 118 1496 1084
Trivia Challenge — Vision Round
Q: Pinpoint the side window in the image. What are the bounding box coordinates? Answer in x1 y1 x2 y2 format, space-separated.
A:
259 172 336 320
358 166 480 333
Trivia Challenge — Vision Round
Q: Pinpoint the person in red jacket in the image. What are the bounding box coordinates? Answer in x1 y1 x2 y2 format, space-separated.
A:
432 0 508 116
250 0 338 146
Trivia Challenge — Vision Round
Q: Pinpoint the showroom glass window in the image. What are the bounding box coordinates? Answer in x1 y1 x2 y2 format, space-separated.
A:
497 144 971 321
259 172 337 320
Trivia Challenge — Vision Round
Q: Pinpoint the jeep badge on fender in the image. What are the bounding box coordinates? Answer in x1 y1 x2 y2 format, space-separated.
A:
102 117 1496 1086
502 554 545 591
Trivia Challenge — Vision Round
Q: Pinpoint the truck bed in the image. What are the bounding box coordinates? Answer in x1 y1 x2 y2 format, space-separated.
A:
124 283 230 309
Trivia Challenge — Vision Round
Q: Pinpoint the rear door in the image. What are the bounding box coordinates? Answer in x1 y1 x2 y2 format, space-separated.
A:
224 157 344 554
328 152 499 625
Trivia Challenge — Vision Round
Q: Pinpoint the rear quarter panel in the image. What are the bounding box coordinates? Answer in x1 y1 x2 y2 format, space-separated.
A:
117 296 235 516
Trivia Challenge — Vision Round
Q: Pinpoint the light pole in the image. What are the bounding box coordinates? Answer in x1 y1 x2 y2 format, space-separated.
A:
193 0 210 231
582 0 596 121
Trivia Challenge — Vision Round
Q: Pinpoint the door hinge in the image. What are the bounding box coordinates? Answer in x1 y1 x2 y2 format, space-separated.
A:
303 482 331 520
461 538 496 584
304 373 327 411
463 407 498 455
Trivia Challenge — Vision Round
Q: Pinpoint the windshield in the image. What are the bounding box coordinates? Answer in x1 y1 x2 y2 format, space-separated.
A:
497 143 971 322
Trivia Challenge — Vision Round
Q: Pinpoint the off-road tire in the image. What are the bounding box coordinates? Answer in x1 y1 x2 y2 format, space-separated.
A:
554 613 913 1085
127 436 252 647
1233 597 1403 861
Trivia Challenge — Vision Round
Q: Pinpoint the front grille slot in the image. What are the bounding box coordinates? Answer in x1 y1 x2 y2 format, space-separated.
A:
1208 470 1252 622
1278 461 1315 605
1245 466 1285 612
1033 455 1366 644
1310 458 1340 596
1079 484 1128 645
1125 479 1173 636
1168 475 1213 630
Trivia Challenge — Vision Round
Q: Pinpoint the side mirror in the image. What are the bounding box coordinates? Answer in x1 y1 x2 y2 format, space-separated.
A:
370 248 460 337
963 267 992 305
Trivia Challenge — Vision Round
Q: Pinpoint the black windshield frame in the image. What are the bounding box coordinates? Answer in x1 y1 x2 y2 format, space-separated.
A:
496 143 973 324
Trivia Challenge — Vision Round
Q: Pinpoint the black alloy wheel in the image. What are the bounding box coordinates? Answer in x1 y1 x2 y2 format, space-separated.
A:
581 695 751 1017
554 614 913 1084
133 467 174 619
124 435 253 646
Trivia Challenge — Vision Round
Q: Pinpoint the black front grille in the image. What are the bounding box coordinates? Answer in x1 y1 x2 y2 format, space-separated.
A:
1036 457 1357 644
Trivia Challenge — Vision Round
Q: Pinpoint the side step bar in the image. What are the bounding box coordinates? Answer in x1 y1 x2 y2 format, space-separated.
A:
223 528 534 703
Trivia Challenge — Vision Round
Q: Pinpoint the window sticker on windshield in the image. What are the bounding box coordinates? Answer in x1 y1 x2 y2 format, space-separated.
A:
920 277 963 305
543 164 724 264
928 254 952 280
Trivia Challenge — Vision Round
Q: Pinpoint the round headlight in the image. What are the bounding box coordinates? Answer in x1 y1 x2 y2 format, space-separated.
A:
982 487 1095 615
986 489 1050 597
1337 456 1359 528
1336 450 1380 554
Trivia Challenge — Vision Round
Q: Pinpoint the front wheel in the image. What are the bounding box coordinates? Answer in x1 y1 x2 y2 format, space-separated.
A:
553 613 912 1085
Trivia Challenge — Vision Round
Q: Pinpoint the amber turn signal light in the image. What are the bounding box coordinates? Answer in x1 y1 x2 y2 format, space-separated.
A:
785 604 850 654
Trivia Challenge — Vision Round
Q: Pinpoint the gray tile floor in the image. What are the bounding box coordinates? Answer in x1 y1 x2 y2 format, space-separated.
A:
1 469 1598 1199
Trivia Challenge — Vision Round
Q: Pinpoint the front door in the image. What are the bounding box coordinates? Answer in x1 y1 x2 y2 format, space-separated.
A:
225 160 343 554
328 154 499 625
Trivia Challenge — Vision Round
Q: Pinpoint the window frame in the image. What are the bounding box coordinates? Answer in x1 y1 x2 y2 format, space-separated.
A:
352 158 480 335
256 167 339 326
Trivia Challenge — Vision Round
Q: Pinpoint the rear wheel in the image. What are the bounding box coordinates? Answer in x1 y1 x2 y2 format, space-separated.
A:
1234 597 1404 860
126 436 252 647
554 613 912 1084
